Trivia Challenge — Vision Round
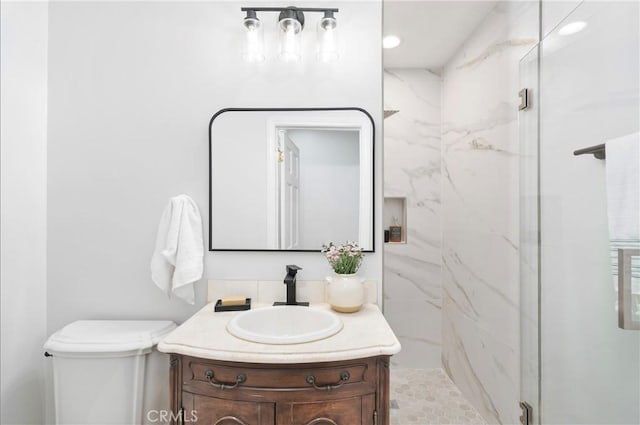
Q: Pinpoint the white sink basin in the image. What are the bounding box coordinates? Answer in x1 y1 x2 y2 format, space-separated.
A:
226 306 343 344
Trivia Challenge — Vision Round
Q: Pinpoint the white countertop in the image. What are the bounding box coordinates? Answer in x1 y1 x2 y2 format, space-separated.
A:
157 303 401 364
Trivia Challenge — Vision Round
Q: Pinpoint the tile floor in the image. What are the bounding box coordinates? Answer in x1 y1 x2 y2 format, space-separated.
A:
390 368 486 425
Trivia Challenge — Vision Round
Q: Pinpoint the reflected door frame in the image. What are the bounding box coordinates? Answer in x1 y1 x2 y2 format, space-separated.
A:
277 131 301 250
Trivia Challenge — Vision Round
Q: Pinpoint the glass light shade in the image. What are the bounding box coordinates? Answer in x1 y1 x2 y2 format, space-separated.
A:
317 16 338 62
242 17 265 63
278 17 302 62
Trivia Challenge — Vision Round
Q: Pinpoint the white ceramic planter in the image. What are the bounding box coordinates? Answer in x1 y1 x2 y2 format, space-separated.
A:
326 273 365 313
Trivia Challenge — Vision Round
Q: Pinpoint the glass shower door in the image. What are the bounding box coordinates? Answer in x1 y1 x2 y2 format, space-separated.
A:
522 1 640 424
519 43 540 425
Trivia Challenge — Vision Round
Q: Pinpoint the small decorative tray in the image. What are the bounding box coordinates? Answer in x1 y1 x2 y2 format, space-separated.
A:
214 298 251 312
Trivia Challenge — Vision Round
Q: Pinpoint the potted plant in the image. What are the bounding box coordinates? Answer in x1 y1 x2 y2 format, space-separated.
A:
322 241 365 313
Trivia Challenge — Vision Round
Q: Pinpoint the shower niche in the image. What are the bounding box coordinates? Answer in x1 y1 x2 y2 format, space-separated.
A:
383 197 406 244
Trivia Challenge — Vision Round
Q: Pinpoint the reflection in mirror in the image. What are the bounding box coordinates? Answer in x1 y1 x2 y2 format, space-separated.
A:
210 109 374 251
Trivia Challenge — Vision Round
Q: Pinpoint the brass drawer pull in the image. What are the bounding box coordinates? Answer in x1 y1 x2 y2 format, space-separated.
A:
204 369 246 390
306 371 350 391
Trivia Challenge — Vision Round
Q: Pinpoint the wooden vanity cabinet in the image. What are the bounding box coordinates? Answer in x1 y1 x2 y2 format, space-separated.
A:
169 355 390 425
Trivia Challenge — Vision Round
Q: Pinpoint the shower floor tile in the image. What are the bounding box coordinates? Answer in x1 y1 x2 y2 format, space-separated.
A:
390 368 486 425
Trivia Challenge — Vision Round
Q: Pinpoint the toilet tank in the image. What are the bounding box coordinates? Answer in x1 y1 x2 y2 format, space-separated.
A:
44 320 176 425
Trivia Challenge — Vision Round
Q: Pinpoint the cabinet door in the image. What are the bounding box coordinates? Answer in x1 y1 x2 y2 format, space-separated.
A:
276 394 375 425
183 392 274 425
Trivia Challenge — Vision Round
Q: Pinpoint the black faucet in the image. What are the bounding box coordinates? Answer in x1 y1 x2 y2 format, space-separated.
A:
273 265 309 306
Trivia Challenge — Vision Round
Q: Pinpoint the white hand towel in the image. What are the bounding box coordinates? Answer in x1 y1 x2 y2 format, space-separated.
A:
151 195 203 304
606 132 640 312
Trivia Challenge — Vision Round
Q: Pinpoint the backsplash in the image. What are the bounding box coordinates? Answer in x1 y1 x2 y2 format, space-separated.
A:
208 280 378 305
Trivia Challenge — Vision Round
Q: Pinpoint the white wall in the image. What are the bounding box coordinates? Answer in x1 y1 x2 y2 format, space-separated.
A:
288 129 360 248
383 68 442 369
47 0 382 333
441 2 539 423
0 2 49 424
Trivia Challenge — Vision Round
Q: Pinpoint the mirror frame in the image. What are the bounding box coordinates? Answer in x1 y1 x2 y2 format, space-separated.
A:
208 107 375 252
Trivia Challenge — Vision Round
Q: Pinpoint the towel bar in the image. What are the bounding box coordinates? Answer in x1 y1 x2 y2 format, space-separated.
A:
574 143 606 159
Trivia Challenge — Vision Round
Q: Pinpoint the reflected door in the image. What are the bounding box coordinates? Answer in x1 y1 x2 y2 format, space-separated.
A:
280 132 300 250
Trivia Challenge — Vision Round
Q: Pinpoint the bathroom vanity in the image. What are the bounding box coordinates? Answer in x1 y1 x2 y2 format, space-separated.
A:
158 303 400 425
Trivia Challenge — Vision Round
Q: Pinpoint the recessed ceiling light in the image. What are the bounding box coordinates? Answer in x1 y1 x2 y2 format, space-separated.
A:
558 21 587 36
383 35 401 49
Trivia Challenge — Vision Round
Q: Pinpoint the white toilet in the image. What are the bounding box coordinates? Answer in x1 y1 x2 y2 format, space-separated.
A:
44 320 176 425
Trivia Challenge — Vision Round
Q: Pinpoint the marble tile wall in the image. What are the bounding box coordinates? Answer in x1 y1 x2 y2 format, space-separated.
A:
440 2 539 424
383 68 442 369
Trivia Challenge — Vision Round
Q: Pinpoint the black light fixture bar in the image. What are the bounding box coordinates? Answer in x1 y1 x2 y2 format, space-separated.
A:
241 7 339 13
240 5 340 63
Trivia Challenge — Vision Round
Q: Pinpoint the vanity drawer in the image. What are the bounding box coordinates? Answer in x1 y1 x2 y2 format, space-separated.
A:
183 357 376 395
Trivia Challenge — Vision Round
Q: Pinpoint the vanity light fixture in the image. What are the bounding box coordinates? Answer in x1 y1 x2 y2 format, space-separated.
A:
241 6 339 63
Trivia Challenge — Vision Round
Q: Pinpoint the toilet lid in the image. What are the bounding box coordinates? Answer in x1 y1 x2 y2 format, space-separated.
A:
44 320 176 355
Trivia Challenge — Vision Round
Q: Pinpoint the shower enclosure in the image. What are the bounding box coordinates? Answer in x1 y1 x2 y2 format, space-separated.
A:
520 1 639 424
